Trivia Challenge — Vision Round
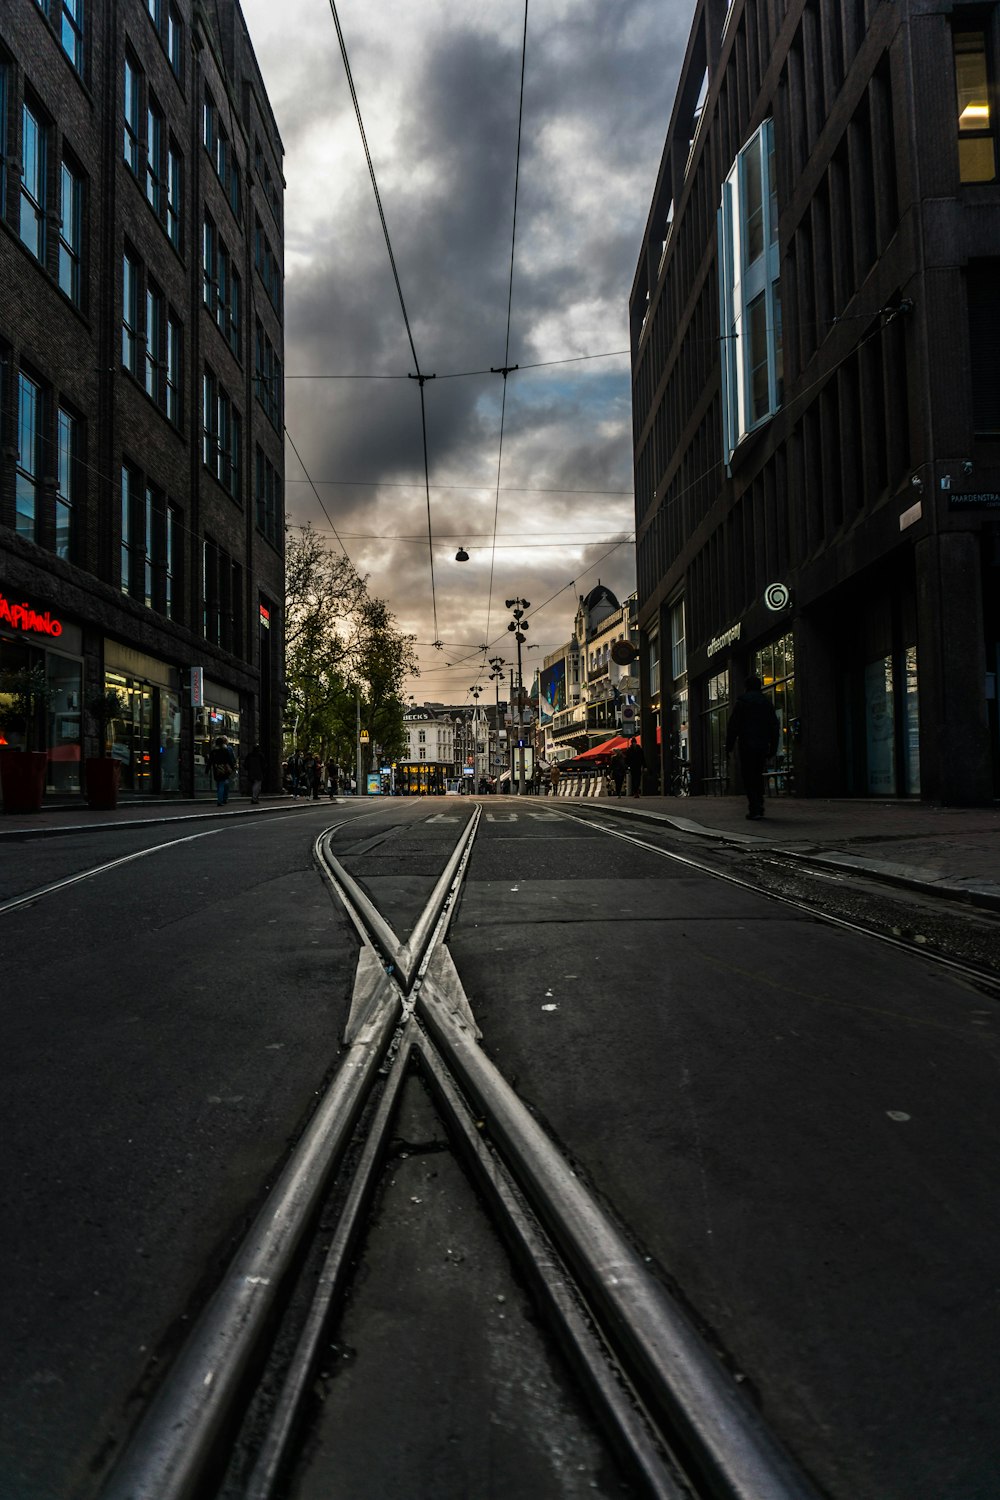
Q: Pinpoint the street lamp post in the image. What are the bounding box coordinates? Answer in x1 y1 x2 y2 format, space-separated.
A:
469 686 483 790
488 656 506 791
506 598 530 795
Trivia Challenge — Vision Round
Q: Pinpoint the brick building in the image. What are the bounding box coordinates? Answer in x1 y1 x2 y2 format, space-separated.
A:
0 0 284 800
631 0 1000 804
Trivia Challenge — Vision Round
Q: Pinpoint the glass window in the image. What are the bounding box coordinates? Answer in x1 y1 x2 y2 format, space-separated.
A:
56 406 77 561
58 159 83 303
61 0 84 73
166 314 181 424
167 5 183 74
145 98 163 212
202 369 217 469
166 144 181 246
202 215 215 311
955 31 996 184
165 504 179 620
670 599 686 680
20 103 46 260
16 372 41 540
123 56 140 175
120 465 134 592
122 251 139 372
143 486 154 608
145 282 162 399
0 62 8 220
718 119 782 461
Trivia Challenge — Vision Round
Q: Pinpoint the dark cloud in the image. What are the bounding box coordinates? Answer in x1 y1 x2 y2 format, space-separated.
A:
241 0 687 693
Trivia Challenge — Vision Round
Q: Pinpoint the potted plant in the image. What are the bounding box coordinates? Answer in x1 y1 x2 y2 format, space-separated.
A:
0 664 53 813
85 687 128 809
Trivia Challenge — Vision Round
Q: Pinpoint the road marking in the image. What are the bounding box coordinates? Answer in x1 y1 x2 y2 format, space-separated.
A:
0 828 223 916
527 813 560 822
485 813 518 822
426 814 461 823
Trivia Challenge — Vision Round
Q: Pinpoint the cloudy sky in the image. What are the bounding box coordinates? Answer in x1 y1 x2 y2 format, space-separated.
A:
240 0 690 704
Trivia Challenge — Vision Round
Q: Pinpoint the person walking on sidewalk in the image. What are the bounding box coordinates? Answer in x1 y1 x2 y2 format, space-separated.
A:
244 744 266 804
625 736 645 797
209 735 237 806
726 675 780 820
548 762 561 797
610 749 626 798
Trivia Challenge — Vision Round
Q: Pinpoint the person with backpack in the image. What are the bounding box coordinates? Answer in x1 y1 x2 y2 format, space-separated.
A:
726 674 781 820
209 734 237 806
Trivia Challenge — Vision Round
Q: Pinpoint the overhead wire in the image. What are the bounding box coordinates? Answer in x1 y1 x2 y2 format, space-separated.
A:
325 0 441 646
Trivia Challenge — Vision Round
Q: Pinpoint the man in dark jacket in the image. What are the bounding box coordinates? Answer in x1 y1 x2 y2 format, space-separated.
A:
725 675 780 820
624 736 645 797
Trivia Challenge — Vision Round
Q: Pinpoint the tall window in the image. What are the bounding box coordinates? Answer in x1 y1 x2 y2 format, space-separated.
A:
166 142 181 246
122 251 139 372
16 372 42 541
120 465 136 593
165 504 179 619
34 0 83 74
146 96 163 212
20 103 47 261
145 282 163 399
254 320 282 429
142 485 155 608
167 5 183 73
718 119 783 463
166 314 181 424
0 61 8 218
58 159 83 303
123 55 140 175
255 446 279 544
202 214 216 310
56 406 78 560
955 31 996 183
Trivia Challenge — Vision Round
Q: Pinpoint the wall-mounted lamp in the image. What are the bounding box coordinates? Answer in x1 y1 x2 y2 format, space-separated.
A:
962 459 974 477
455 546 469 562
910 474 923 493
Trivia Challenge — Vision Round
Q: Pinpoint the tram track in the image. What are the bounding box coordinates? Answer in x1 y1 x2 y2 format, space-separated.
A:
561 805 1000 999
101 805 822 1500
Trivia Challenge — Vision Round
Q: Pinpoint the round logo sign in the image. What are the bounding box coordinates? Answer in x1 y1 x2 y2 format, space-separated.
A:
764 582 791 612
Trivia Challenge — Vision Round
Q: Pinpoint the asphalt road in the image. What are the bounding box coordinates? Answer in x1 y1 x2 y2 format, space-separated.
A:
1 798 998 1500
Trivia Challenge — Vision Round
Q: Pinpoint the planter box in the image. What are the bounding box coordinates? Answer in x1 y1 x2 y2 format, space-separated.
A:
0 750 48 814
85 757 122 810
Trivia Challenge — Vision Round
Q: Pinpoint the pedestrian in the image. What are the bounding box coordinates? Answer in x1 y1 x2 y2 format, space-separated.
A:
288 749 304 797
625 736 645 797
244 743 266 804
326 758 339 798
548 762 561 797
310 754 323 800
610 749 626 798
725 674 780 820
209 734 236 806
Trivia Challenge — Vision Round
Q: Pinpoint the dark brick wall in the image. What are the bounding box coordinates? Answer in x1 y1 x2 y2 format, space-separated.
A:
0 0 286 792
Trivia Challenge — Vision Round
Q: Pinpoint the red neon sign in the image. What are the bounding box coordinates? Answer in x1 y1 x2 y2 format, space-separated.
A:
0 592 63 638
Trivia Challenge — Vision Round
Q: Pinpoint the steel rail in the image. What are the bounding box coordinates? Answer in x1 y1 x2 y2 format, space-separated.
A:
564 809 1000 996
415 949 823 1500
101 972 401 1500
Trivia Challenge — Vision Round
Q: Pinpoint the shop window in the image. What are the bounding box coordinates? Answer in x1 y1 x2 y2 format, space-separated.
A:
55 405 78 561
20 101 48 262
701 669 730 793
755 631 796 792
718 119 783 463
967 259 1000 436
955 30 996 184
16 371 42 541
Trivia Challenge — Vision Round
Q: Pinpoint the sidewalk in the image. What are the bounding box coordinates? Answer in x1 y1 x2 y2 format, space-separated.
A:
589 793 1000 913
0 793 337 840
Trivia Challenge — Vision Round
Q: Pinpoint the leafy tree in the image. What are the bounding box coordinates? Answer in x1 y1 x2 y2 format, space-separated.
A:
283 526 417 769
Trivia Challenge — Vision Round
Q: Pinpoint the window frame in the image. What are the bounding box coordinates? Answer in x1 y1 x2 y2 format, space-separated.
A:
16 370 43 542
19 100 48 262
58 155 84 304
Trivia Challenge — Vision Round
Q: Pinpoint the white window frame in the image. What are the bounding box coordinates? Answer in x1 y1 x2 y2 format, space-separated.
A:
718 119 782 465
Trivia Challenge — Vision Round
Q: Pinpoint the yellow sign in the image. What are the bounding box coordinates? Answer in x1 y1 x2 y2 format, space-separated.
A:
360 730 369 743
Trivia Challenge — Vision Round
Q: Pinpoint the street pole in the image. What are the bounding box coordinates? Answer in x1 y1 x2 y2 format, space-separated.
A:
489 655 506 792
355 684 362 796
506 598 530 795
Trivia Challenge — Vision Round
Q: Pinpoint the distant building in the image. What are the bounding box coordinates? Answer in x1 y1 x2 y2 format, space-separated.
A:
631 0 999 802
542 585 639 759
0 0 285 798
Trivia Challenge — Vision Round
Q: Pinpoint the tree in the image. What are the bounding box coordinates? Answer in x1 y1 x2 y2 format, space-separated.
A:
283 526 417 767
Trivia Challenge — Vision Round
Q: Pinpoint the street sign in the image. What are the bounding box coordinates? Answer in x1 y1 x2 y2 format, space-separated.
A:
360 730 370 743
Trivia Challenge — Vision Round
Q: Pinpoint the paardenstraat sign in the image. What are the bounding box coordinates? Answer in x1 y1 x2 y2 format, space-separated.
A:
0 591 63 638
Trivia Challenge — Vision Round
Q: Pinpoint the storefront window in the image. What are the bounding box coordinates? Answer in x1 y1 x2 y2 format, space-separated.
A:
755 631 796 792
864 655 896 795
902 645 920 795
160 691 182 792
194 702 241 793
701 669 730 794
47 653 82 793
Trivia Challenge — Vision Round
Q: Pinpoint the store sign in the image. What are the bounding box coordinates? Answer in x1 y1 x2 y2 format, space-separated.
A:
764 582 791 612
191 667 204 707
707 622 741 656
948 491 1000 511
0 591 63 638
259 604 271 628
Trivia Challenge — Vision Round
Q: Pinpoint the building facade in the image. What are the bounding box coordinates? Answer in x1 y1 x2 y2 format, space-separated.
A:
631 0 1000 803
0 0 284 799
542 585 640 760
